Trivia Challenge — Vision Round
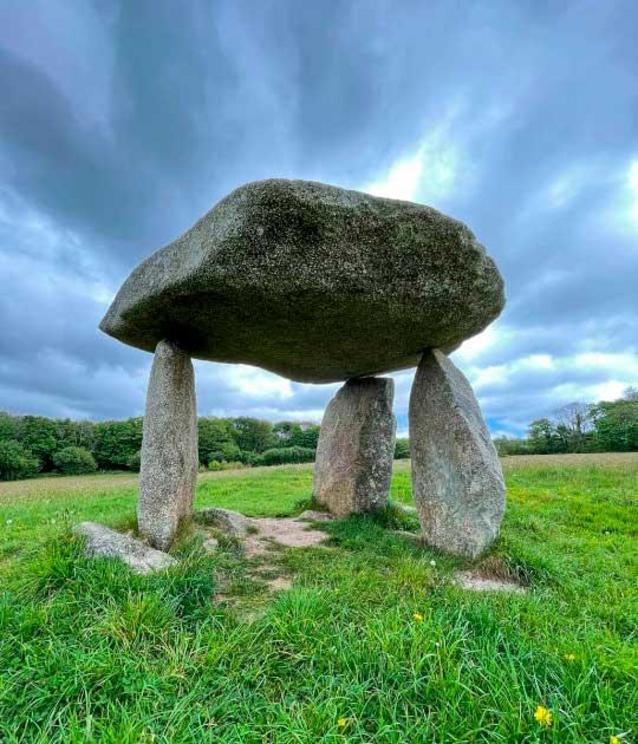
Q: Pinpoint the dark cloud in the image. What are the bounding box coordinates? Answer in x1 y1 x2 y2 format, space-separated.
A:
0 0 636 433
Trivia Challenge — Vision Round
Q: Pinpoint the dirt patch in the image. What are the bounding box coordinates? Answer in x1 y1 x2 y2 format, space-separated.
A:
244 516 329 557
455 570 526 594
264 576 293 591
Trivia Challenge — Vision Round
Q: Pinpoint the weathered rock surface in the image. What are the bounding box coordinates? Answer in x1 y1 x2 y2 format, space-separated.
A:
313 377 396 516
100 179 505 383
73 522 177 574
409 350 505 558
138 340 198 551
196 507 252 537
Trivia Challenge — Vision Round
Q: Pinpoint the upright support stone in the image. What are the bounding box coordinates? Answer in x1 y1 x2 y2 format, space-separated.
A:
313 377 396 516
409 350 505 558
138 339 198 551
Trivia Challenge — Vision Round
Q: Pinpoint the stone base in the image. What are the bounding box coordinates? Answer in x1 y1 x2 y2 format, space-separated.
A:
138 339 198 551
196 507 251 538
409 350 505 558
313 377 396 516
74 522 177 574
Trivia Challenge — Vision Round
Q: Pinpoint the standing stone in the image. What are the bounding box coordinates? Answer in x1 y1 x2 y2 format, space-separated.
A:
313 377 396 516
409 350 505 558
138 339 198 551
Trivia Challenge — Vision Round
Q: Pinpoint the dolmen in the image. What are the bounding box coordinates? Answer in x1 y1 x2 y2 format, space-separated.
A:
101 179 506 558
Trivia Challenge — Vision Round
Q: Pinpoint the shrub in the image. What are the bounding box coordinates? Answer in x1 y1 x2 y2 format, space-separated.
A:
208 460 245 471
237 450 259 466
256 446 316 466
0 440 40 480
52 446 97 475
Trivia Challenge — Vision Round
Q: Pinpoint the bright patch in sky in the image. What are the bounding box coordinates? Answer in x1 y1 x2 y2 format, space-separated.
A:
364 132 458 204
592 380 627 402
223 365 293 399
454 325 500 363
365 150 424 201
545 167 585 209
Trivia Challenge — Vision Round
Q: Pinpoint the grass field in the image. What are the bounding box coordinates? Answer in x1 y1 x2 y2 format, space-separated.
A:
1 454 636 742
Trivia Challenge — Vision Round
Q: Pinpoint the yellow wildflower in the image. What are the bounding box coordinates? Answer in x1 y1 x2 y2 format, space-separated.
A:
413 612 424 622
534 705 553 727
610 736 620 744
564 653 577 662
337 717 348 729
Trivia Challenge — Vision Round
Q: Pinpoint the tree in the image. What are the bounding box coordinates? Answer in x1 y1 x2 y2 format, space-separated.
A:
0 412 18 442
198 417 235 464
273 421 295 443
0 440 40 480
289 423 320 449
17 416 58 470
229 417 276 453
93 418 143 469
56 419 95 451
591 398 638 452
394 438 410 459
53 447 98 475
273 422 320 449
527 418 558 454
553 402 594 451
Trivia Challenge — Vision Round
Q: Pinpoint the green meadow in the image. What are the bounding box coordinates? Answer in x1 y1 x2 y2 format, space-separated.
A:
0 454 636 742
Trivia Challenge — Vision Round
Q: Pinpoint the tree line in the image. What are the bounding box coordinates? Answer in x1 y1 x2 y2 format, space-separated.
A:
1 387 634 480
0 410 411 481
494 387 638 456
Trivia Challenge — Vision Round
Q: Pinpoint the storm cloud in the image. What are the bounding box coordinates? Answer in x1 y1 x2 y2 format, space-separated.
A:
1 0 636 434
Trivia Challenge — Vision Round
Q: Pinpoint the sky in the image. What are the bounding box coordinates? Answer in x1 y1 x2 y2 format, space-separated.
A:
0 0 637 437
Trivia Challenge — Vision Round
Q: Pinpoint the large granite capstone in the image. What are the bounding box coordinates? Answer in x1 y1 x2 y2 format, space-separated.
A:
100 179 504 382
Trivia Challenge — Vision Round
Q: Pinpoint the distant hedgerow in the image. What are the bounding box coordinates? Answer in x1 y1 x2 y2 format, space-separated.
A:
256 446 316 466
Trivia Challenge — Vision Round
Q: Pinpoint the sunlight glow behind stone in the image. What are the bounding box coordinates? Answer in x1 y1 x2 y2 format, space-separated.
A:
364 131 458 204
365 151 424 201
